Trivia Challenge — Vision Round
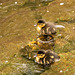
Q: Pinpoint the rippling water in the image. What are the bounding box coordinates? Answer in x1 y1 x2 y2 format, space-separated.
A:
0 0 75 75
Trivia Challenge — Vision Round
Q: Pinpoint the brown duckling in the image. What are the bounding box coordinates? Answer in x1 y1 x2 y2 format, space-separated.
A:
37 19 57 36
36 35 55 49
35 50 60 65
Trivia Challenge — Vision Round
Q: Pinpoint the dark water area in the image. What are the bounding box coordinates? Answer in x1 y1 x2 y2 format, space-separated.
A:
0 0 75 75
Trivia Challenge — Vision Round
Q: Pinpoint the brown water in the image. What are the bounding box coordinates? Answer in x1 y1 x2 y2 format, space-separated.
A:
0 0 75 75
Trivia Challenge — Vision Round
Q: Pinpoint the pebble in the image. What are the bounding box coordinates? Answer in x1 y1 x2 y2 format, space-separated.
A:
15 2 17 4
60 70 63 73
5 60 8 63
60 3 64 5
47 10 49 12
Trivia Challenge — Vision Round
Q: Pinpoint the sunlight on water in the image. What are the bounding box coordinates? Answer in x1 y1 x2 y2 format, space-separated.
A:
0 0 75 75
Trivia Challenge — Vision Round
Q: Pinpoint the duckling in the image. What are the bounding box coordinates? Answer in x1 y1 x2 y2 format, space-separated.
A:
36 35 55 49
37 19 57 36
35 50 60 65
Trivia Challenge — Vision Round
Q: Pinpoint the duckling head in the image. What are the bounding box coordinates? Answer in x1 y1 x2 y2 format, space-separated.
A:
37 19 46 32
35 51 45 64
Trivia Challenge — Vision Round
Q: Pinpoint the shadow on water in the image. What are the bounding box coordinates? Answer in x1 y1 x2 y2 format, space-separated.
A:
0 55 50 75
55 18 75 23
21 58 51 75
22 0 54 10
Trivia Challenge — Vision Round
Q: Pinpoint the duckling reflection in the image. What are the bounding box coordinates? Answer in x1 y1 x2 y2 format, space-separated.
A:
35 50 60 65
37 19 57 36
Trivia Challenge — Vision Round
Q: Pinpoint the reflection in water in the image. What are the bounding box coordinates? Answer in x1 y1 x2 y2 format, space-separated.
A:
0 60 46 75
10 62 45 75
22 0 54 10
55 18 75 23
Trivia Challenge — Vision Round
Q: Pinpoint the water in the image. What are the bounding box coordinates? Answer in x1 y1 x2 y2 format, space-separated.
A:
0 0 75 75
